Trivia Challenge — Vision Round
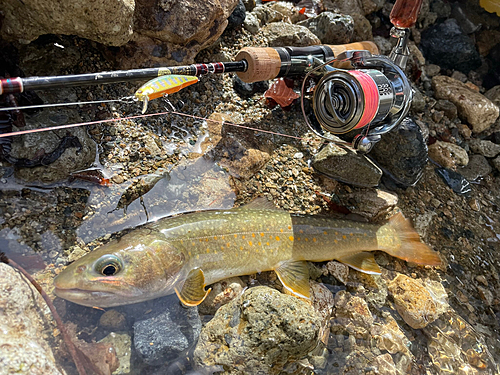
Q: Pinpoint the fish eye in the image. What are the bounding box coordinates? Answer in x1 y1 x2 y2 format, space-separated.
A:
95 255 123 277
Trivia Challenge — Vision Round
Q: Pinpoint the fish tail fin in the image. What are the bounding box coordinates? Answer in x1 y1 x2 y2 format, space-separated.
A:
378 212 442 267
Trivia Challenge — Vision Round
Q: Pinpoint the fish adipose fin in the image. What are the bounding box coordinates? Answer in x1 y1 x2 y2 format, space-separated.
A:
378 212 442 266
175 268 212 306
274 260 310 299
337 252 381 274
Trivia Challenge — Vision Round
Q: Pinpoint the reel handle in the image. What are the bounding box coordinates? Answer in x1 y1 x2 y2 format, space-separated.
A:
390 0 424 29
235 41 379 83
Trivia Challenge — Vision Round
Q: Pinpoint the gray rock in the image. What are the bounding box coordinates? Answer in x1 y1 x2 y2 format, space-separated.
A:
492 155 500 172
227 0 246 29
485 85 500 108
0 0 134 46
469 139 500 158
297 12 354 44
260 22 321 47
242 0 255 12
251 5 285 25
410 85 426 114
243 12 260 34
458 154 492 181
420 19 481 73
434 99 458 121
312 143 382 187
373 36 393 56
133 296 201 366
193 286 321 375
432 75 499 134
0 263 62 375
370 117 428 187
335 187 398 219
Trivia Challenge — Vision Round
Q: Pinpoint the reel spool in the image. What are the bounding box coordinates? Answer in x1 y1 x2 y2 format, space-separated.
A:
302 51 413 153
312 69 394 135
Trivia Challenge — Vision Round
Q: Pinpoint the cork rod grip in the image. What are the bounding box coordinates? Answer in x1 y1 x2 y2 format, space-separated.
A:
235 41 379 83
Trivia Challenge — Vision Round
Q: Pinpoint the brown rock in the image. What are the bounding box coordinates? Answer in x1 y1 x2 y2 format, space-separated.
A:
198 277 246 315
427 140 469 169
387 274 448 329
333 290 374 336
260 22 321 47
432 75 499 133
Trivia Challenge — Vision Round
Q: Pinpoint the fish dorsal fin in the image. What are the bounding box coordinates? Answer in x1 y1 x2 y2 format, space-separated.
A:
337 252 381 275
174 268 211 306
239 197 280 211
274 260 310 299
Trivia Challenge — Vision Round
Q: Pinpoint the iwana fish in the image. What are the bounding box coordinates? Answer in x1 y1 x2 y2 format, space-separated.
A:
54 200 441 307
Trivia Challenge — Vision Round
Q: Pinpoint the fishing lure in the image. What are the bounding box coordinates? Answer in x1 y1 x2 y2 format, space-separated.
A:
134 75 199 113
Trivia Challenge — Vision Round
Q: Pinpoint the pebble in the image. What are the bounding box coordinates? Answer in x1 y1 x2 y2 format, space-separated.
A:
427 140 469 169
98 332 132 374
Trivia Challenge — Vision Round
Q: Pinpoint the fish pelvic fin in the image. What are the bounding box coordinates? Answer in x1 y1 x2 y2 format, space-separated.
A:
337 252 381 274
175 268 211 306
377 212 442 267
274 260 310 299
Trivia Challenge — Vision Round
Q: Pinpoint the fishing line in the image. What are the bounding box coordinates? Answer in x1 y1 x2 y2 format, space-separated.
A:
0 98 125 112
0 108 305 140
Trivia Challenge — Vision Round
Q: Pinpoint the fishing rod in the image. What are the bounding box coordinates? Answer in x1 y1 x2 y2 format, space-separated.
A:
0 42 377 95
0 0 423 154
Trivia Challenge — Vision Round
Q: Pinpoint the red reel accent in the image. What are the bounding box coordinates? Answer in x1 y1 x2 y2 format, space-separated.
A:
349 70 379 129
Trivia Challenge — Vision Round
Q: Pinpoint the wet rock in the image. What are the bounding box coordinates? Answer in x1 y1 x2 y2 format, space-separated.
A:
458 154 492 181
227 0 246 29
432 75 500 134
332 290 374 337
0 0 134 45
98 332 132 374
420 19 481 73
133 296 201 366
434 99 458 121
99 309 127 331
369 117 428 187
387 274 448 329
336 187 398 219
309 281 335 344
371 314 411 355
218 141 271 179
427 140 469 169
193 286 321 374
469 139 500 158
435 167 472 195
198 277 246 316
312 143 382 187
0 263 62 375
424 311 498 374
260 22 321 47
297 12 354 44
368 353 397 375
325 260 349 284
450 2 481 34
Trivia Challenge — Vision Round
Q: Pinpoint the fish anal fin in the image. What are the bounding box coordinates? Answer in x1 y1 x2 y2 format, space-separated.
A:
274 260 310 299
175 268 211 306
337 252 381 275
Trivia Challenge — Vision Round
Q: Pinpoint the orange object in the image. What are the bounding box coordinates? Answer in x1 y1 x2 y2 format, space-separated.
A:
390 0 424 28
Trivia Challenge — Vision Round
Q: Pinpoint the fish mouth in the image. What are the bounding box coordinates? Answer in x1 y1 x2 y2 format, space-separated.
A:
54 287 118 306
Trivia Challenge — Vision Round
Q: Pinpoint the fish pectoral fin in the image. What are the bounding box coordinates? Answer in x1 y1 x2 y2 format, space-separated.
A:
274 260 310 299
337 252 381 275
174 268 211 306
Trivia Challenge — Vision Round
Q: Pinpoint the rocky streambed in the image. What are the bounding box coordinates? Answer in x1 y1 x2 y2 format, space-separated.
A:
1 0 500 374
